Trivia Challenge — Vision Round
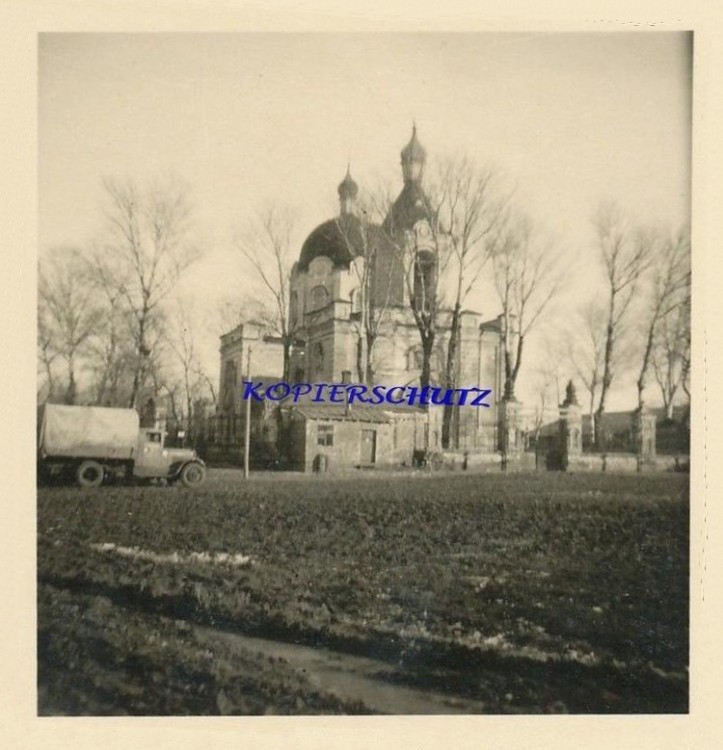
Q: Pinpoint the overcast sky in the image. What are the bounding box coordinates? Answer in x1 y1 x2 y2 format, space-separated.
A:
38 32 691 408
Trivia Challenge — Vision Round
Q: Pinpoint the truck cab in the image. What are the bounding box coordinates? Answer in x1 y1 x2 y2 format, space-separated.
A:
133 428 205 486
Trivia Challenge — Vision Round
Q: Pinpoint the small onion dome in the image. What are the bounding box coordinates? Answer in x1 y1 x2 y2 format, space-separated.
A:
401 124 426 164
337 165 359 200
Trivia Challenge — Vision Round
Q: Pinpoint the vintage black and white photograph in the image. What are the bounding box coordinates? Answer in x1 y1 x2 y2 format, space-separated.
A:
36 31 691 715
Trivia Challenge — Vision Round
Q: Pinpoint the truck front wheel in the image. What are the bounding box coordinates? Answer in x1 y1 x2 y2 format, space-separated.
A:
77 460 104 488
179 461 206 488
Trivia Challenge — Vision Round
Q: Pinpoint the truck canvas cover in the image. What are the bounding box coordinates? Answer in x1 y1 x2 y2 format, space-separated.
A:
39 404 140 460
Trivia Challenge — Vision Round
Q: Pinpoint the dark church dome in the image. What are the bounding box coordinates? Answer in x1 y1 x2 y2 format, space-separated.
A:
297 214 366 272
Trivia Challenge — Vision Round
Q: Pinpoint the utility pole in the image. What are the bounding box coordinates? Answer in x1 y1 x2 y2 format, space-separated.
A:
243 346 252 479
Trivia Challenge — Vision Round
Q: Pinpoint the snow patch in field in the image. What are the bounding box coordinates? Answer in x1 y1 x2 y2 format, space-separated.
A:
89 543 253 568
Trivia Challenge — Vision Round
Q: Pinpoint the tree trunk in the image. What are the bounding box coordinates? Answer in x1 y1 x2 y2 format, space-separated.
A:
356 336 364 383
503 347 514 401
95 329 118 406
186 395 193 444
588 387 596 446
420 331 435 391
130 357 143 408
44 360 55 402
108 365 120 407
282 338 291 383
95 371 108 406
637 321 656 411
665 398 675 420
595 317 615 450
506 333 525 402
442 302 461 449
365 330 376 385
130 314 148 408
65 354 77 405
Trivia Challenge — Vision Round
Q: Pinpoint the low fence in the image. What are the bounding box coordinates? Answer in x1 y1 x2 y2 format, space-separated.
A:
440 450 537 473
566 452 689 473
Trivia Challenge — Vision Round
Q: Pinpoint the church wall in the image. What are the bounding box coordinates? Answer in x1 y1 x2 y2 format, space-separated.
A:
218 326 244 415
372 239 406 308
218 323 284 416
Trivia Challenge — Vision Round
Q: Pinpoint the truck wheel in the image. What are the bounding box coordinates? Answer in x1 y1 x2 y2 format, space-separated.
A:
180 462 206 488
77 460 104 488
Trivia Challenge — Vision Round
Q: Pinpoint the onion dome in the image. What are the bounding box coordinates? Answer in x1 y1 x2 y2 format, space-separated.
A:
337 164 359 201
401 124 427 163
400 124 426 184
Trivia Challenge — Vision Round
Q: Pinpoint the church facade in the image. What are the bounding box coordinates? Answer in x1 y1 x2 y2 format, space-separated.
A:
216 128 513 468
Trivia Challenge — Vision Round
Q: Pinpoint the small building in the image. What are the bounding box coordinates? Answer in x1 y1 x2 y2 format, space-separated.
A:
279 402 440 473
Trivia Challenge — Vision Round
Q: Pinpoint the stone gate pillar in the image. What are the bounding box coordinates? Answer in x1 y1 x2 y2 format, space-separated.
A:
499 399 523 456
559 380 582 471
632 405 656 468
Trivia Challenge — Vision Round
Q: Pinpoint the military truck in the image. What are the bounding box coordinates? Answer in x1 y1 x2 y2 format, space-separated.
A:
37 403 207 488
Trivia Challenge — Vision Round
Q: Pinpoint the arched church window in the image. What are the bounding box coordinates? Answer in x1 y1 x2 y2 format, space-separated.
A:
350 288 361 314
414 220 434 251
310 285 329 310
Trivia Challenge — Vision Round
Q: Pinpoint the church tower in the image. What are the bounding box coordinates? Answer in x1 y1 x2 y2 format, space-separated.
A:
374 126 438 312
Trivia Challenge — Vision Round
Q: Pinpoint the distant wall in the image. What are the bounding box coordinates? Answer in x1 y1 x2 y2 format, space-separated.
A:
565 453 686 473
441 451 536 473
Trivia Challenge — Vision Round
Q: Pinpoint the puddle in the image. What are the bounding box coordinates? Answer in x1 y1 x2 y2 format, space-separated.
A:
195 626 489 714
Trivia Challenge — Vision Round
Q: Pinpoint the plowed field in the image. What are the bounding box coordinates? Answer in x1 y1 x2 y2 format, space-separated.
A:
37 470 689 715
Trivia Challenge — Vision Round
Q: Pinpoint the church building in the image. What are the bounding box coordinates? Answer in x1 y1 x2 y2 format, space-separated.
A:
217 128 514 469
285 127 506 452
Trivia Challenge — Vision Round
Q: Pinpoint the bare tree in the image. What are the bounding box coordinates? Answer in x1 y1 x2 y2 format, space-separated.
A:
530 351 565 449
434 156 508 448
653 285 691 419
166 298 216 435
37 304 59 402
83 245 137 406
97 178 200 409
235 206 297 381
492 212 565 404
335 188 399 383
592 202 653 448
38 248 98 404
635 225 691 411
566 299 608 441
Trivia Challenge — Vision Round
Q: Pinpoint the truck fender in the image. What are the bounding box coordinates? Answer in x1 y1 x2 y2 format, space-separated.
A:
168 458 206 480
